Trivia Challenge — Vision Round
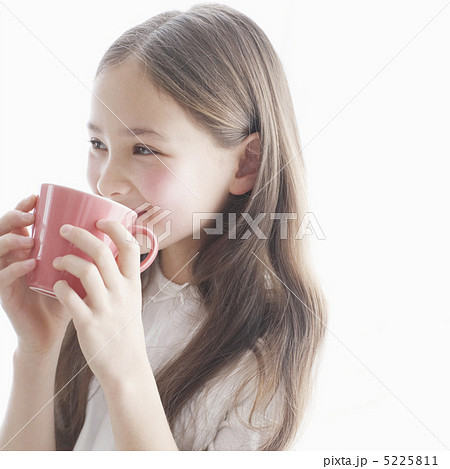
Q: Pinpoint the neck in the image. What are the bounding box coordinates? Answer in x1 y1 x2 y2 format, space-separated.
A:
158 242 200 285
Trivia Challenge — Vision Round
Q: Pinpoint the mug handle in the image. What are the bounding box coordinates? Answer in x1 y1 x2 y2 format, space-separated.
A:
106 223 159 272
110 225 158 272
131 225 159 272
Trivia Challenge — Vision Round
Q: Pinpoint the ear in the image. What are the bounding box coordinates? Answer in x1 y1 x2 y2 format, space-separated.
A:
229 133 261 196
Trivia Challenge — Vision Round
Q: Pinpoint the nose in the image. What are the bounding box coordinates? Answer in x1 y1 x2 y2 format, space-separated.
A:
96 153 132 198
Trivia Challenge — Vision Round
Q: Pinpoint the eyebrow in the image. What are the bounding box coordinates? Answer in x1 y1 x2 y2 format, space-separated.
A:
86 121 170 142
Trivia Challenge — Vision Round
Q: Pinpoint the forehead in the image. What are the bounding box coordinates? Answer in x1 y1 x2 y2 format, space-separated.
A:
87 59 223 156
89 60 185 139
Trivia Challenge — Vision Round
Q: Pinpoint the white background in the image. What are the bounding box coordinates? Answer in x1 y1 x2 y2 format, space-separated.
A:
0 0 449 459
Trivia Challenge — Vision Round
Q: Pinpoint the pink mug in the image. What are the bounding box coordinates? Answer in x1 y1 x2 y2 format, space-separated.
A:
26 183 159 300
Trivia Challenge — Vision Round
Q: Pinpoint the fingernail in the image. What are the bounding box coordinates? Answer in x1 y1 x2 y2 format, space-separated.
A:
53 256 62 266
60 224 72 235
22 212 34 221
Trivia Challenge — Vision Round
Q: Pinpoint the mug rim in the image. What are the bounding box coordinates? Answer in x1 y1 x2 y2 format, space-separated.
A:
42 183 137 216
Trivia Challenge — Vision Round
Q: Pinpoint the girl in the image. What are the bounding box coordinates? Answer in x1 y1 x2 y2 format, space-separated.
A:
0 3 328 450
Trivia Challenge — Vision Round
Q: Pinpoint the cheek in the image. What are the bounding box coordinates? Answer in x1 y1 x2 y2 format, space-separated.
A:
137 161 190 206
135 167 171 206
158 167 200 213
136 168 196 246
158 161 230 216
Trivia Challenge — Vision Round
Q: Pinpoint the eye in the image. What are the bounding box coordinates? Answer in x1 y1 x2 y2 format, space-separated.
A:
87 139 160 156
88 138 106 150
135 145 160 156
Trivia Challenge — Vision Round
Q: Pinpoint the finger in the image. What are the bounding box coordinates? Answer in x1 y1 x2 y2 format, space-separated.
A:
52 279 91 329
0 209 35 238
0 258 36 289
0 194 36 238
52 254 107 310
0 216 35 271
58 224 120 289
14 193 37 212
11 193 37 237
0 233 34 258
95 219 141 280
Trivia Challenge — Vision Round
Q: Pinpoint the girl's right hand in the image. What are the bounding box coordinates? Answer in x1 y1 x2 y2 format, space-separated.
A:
0 194 72 355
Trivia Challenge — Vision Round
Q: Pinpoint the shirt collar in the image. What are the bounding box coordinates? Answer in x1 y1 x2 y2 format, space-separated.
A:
142 255 197 305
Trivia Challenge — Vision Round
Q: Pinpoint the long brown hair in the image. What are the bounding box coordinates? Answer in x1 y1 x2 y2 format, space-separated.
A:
55 3 328 450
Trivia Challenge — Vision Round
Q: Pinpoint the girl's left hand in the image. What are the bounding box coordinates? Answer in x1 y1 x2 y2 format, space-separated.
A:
52 220 148 386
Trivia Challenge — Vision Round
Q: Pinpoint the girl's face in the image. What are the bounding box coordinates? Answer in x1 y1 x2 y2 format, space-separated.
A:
86 59 237 257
